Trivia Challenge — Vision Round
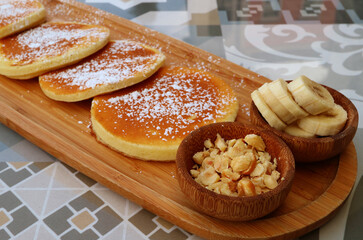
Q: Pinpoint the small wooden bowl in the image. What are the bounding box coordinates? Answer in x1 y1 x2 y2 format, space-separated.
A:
250 85 359 162
175 122 295 221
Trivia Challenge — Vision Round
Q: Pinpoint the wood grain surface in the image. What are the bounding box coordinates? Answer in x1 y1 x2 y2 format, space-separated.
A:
0 1 357 239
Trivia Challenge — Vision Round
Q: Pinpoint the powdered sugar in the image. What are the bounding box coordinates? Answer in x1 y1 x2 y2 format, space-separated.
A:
2 22 109 64
0 0 40 26
96 67 237 141
41 41 161 90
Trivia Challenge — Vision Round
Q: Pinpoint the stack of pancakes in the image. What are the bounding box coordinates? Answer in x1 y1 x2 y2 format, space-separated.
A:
0 0 239 161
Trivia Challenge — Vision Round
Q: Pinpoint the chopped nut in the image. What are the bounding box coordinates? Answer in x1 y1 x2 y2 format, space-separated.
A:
251 176 265 188
234 138 246 149
220 182 234 196
262 161 274 174
207 182 223 192
227 138 237 148
225 139 247 159
221 168 240 181
227 180 237 193
231 154 251 173
273 158 278 166
214 155 229 173
237 178 256 196
193 151 205 165
190 133 280 197
204 138 214 148
250 163 265 177
264 175 278 189
209 148 219 158
258 151 271 163
220 177 231 183
215 133 227 152
255 186 262 195
201 157 214 169
196 166 220 186
241 151 257 175
190 169 200 178
271 170 280 181
244 134 266 151
191 164 199 170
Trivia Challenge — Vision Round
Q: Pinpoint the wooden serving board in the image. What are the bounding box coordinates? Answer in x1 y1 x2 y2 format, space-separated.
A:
0 1 357 239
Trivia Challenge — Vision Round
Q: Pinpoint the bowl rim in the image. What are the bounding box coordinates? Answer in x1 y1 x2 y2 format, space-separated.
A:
176 121 295 203
249 84 359 143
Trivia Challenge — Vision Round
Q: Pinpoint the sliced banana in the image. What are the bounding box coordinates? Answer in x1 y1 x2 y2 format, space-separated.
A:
268 79 308 119
251 90 287 130
297 104 347 136
283 122 315 138
287 75 334 115
258 83 297 124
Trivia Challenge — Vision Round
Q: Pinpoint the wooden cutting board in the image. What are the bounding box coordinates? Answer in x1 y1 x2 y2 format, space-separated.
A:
0 1 357 239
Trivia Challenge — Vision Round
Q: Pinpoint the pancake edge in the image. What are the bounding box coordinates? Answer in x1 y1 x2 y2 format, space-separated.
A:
38 41 166 102
0 22 110 80
0 1 46 39
90 90 239 161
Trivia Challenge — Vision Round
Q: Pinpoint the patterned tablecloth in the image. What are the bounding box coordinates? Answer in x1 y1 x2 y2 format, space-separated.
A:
0 0 362 239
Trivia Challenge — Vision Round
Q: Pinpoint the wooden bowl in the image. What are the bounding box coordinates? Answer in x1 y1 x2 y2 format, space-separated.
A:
175 122 295 221
250 84 359 162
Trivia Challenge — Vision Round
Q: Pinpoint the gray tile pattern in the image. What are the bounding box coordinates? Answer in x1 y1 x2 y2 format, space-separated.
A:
0 230 10 240
75 172 97 187
44 206 74 235
7 206 37 235
61 229 99 240
94 206 123 235
60 162 77 173
28 162 54 174
0 191 22 211
43 190 124 238
0 191 39 238
0 162 7 172
69 191 104 212
129 209 158 235
0 168 32 187
150 229 188 240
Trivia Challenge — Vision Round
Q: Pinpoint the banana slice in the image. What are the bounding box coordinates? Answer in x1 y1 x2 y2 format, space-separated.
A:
251 90 287 130
297 104 347 136
258 83 297 124
288 76 334 115
268 79 308 119
283 122 315 138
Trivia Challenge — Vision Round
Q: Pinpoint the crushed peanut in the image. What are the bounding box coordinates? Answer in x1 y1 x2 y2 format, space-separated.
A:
190 133 282 197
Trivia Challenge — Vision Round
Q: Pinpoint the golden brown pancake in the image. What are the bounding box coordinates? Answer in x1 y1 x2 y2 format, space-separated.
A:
39 40 165 102
91 66 239 161
0 0 46 39
0 22 110 79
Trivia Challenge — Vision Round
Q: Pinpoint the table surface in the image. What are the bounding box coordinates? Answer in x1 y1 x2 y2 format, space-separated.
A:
0 0 362 239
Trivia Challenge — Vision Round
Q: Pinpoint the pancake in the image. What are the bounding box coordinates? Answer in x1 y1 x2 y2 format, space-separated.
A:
0 0 46 39
39 40 166 102
91 66 239 161
0 22 110 79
